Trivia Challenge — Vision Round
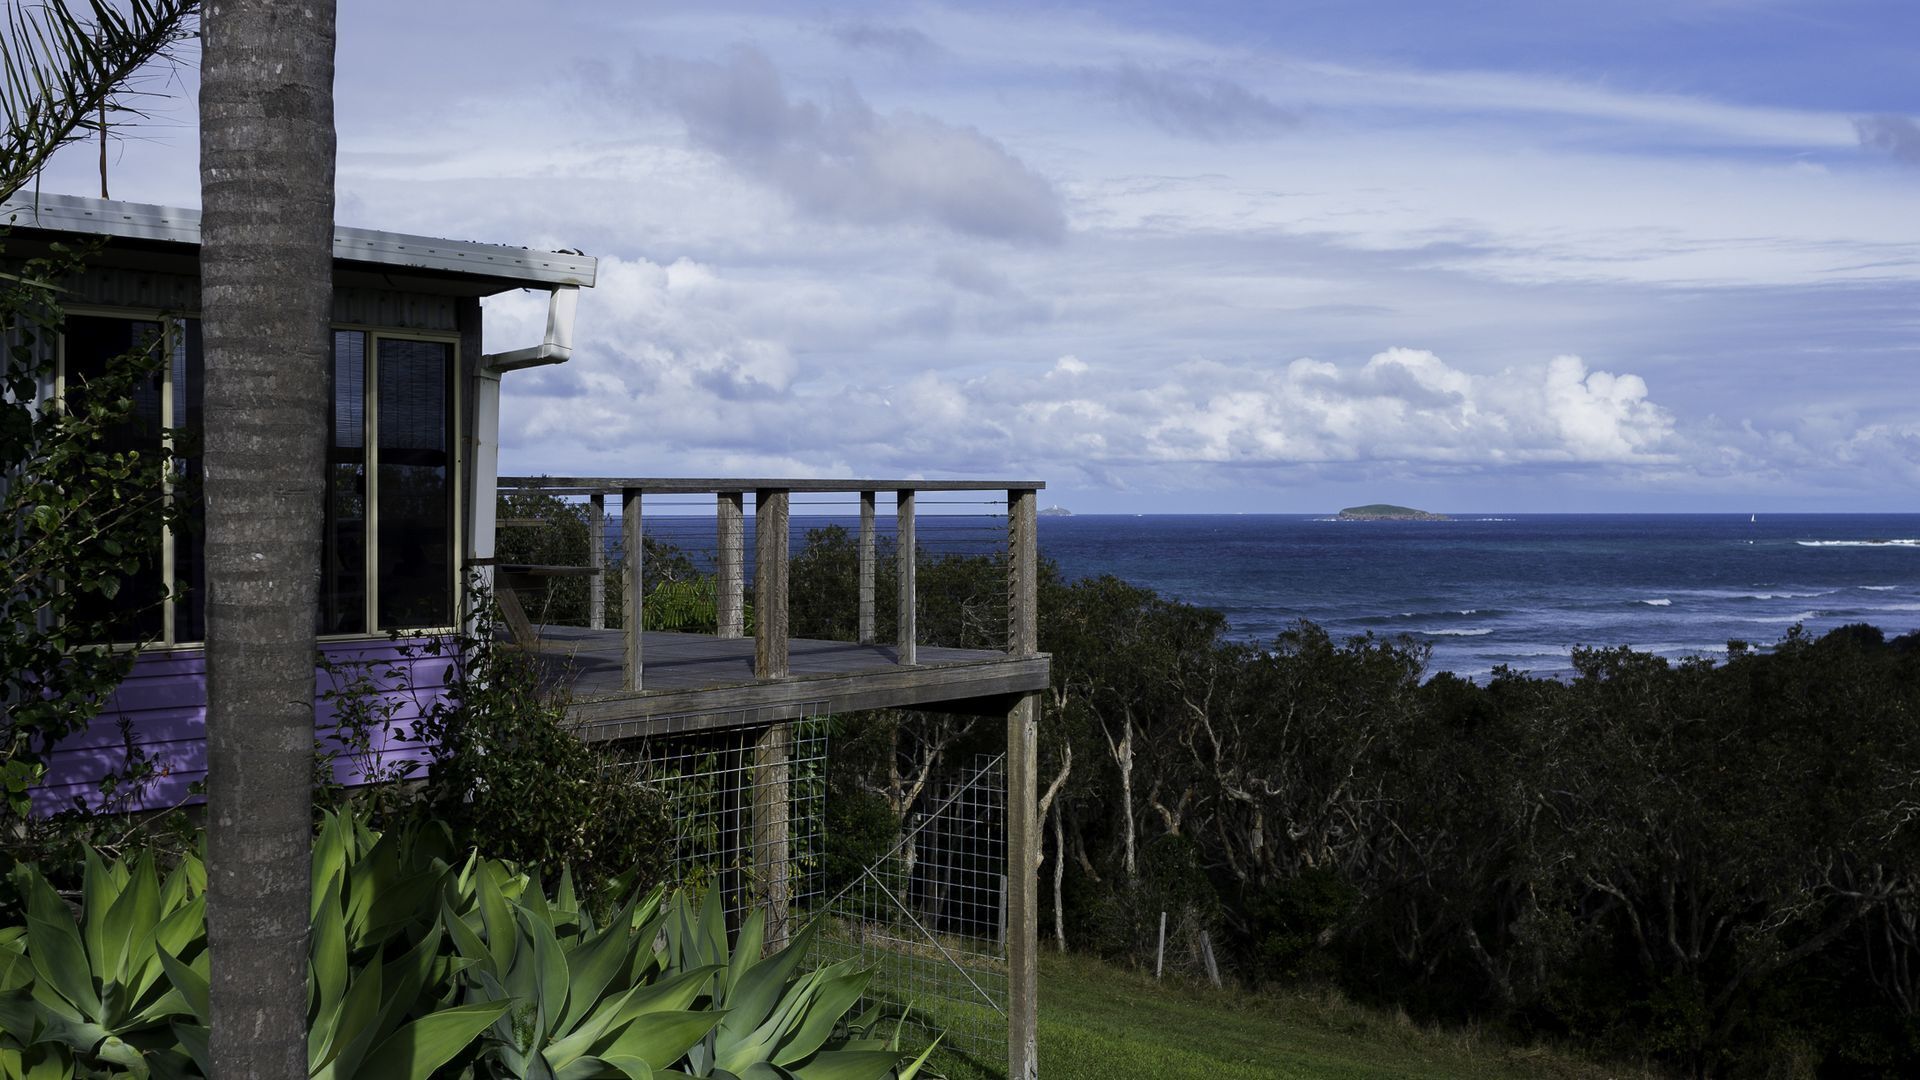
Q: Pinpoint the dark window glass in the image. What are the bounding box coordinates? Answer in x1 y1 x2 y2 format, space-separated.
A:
376 338 452 629
63 316 166 643
321 331 368 634
170 319 206 641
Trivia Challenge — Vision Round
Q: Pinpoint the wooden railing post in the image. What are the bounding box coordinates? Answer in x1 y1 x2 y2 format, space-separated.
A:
858 491 876 645
622 487 643 691
753 721 792 950
588 491 606 630
1006 486 1040 1080
895 489 916 665
716 491 745 639
754 488 789 679
1008 489 1038 656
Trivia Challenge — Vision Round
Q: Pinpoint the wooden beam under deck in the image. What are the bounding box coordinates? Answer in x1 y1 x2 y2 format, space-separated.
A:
523 626 1049 739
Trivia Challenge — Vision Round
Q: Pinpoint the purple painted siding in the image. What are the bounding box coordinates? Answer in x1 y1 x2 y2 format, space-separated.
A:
35 637 457 814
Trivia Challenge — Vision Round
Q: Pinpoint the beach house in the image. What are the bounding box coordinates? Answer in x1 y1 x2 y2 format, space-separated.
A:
3 192 1046 1076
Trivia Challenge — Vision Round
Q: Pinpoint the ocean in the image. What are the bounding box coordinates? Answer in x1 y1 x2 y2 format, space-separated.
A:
1031 514 1920 680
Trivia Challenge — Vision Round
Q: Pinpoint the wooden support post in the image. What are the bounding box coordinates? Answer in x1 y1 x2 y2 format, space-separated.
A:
1007 487 1040 1080
622 487 643 691
896 489 916 665
858 490 876 645
717 492 745 639
1008 489 1038 656
754 489 789 679
1007 689 1041 1080
588 491 606 630
752 722 792 951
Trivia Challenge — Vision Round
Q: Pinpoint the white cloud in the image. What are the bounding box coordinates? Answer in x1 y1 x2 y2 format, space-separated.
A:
619 46 1065 243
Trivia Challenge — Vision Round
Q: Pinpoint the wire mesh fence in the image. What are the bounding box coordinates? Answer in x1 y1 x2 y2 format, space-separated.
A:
812 753 1010 1068
605 718 829 933
602 721 1010 1067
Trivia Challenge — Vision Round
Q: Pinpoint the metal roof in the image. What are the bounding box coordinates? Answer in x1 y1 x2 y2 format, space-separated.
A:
0 192 597 289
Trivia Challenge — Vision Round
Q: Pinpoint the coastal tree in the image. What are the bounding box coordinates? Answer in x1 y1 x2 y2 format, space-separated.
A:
198 0 335 1071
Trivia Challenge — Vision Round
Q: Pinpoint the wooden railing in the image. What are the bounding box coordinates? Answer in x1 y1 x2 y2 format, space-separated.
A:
495 477 1045 692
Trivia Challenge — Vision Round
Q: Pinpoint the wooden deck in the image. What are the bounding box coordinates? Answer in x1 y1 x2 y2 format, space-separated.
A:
525 626 1050 740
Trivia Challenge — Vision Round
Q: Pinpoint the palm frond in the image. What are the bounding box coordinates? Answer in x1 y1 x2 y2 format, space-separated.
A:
0 0 199 201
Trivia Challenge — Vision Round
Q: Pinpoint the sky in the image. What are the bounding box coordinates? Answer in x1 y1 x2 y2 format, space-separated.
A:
35 0 1920 513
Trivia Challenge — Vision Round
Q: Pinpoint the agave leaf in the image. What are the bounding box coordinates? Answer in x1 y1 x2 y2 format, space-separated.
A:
171 1023 211 1077
629 885 667 933
522 872 554 930
598 966 722 1031
361 866 449 951
895 1035 939 1080
556 868 579 922
182 853 207 898
551 963 718 1071
156 860 190 917
0 950 30 994
781 1051 899 1080
558 891 646 1035
717 922 817 1043
541 980 648 1073
154 947 207 1027
443 901 491 972
91 1035 148 1080
350 1000 511 1080
0 988 37 1044
526 905 571 1046
24 909 97 1024
140 894 206 1002
309 872 349 1060
310 811 350 923
593 1009 725 1071
101 853 161 989
740 1064 801 1080
78 850 115 979
564 1054 655 1080
312 947 383 1077
697 890 728 970
770 968 872 1066
477 864 518 980
374 925 445 1050
722 909 766 1007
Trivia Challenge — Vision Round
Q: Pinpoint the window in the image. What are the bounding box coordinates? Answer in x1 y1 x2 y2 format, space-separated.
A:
324 330 457 634
62 317 458 645
60 314 202 646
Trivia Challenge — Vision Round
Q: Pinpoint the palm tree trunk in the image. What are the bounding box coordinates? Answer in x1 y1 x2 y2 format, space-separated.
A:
199 1 335 1073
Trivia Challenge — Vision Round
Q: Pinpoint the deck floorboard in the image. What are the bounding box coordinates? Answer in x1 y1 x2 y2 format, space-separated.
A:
523 626 1047 737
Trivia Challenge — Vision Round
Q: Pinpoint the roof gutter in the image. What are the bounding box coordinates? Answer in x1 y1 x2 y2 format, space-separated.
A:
480 284 579 373
470 285 583 588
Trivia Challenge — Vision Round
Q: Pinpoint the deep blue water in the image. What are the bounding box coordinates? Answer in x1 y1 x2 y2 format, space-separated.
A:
635 511 1920 680
1032 514 1920 679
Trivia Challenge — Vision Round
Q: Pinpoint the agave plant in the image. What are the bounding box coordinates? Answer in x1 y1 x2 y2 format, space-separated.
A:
0 809 947 1080
450 868 728 1078
159 811 510 1080
0 849 205 1078
655 892 937 1080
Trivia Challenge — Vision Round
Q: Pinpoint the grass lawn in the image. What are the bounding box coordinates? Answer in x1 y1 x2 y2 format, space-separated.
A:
924 952 1667 1080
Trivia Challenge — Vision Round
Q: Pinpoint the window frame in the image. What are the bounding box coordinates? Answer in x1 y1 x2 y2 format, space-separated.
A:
58 304 190 649
332 324 465 638
56 306 465 648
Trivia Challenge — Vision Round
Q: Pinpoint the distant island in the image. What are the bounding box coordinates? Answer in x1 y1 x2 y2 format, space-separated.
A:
1039 505 1073 517
1337 503 1449 521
